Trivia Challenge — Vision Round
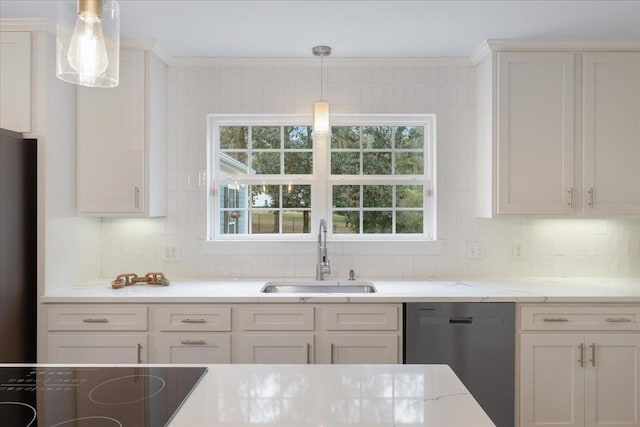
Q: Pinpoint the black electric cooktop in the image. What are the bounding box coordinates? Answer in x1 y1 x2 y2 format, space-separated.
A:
0 366 207 427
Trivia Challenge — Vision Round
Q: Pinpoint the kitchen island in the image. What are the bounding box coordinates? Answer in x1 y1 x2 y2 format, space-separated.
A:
0 363 494 427
170 363 495 426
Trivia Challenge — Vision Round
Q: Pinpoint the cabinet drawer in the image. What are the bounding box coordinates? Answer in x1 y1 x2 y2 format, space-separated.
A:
521 306 640 331
150 334 231 364
238 306 314 331
47 334 147 364
325 305 399 331
48 306 147 331
152 306 231 331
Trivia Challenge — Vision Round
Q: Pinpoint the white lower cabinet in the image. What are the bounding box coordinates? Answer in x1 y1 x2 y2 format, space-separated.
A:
520 305 640 427
47 335 147 364
45 303 402 365
46 305 149 363
150 305 232 364
233 304 401 365
233 334 314 364
323 334 398 364
520 334 586 427
150 334 231 364
584 334 640 427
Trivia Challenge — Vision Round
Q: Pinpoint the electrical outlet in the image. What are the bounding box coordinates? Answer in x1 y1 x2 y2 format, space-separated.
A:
163 245 180 262
467 242 484 259
512 243 523 261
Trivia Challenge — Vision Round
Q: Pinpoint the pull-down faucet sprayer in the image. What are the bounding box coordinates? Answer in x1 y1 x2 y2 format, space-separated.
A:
316 219 331 280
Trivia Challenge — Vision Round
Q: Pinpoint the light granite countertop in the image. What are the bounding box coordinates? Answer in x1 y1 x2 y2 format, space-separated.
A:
41 277 640 303
169 364 495 427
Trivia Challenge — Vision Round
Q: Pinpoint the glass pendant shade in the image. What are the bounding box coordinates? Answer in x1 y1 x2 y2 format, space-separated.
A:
314 101 330 135
57 0 120 88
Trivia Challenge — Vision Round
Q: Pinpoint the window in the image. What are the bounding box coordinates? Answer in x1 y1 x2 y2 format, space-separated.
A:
209 114 435 240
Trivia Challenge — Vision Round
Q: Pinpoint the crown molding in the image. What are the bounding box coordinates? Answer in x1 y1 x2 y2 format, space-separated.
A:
0 18 50 32
470 40 492 65
166 57 472 67
486 39 640 51
120 39 171 64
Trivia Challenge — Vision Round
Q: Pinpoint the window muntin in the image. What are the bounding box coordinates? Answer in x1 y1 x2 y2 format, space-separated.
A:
331 126 424 175
210 115 435 240
219 125 313 176
332 184 424 234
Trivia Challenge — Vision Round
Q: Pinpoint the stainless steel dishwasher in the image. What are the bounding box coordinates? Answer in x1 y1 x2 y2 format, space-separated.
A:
404 302 515 427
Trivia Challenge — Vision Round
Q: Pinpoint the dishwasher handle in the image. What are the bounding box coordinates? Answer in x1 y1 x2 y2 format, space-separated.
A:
449 317 473 324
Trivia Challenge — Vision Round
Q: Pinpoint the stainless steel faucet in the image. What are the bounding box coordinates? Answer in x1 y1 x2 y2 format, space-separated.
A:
316 219 331 280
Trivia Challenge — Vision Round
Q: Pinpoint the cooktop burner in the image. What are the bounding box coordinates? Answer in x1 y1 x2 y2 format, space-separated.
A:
0 366 207 427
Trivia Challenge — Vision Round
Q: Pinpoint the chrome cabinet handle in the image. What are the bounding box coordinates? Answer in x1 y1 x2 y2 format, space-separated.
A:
543 317 569 322
137 343 142 364
590 343 596 367
606 318 632 323
567 187 573 207
587 188 594 207
83 318 108 323
330 343 335 364
307 343 311 364
181 340 206 345
134 186 140 209
181 318 206 323
578 343 584 367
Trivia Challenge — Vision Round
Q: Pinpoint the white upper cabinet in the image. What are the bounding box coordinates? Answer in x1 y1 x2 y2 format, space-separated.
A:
496 52 575 215
0 31 31 133
582 52 640 215
77 48 167 217
476 42 640 218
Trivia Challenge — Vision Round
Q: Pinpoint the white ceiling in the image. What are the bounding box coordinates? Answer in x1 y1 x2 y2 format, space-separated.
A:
1 0 639 58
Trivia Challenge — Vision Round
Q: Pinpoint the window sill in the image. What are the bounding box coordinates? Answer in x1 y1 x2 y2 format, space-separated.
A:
200 239 443 256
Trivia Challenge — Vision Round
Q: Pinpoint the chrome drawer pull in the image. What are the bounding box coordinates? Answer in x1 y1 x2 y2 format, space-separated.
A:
578 343 584 367
606 318 632 323
543 317 569 322
180 340 206 345
83 318 108 323
181 318 206 323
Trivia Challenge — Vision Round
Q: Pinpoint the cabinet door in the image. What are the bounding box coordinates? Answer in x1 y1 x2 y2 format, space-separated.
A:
583 52 640 214
150 334 231 364
47 334 147 363
0 31 31 133
585 334 640 427
77 50 145 214
324 335 398 364
520 334 585 427
233 334 313 364
497 52 575 214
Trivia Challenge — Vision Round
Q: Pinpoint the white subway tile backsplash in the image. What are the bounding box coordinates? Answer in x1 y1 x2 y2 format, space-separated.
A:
97 62 639 280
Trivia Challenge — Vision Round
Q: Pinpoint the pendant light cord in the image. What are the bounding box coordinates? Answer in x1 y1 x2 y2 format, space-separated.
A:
312 45 331 102
320 55 324 101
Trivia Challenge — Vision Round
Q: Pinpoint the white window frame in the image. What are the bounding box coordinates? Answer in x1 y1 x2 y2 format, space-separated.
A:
204 114 439 255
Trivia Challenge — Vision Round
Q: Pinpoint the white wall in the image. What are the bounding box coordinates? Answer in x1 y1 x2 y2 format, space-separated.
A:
99 60 640 280
42 34 101 292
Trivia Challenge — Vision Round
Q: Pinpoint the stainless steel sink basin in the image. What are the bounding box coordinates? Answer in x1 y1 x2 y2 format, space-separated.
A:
261 281 376 294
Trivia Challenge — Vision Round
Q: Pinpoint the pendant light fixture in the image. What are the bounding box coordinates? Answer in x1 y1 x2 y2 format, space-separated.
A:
312 45 331 135
56 0 120 88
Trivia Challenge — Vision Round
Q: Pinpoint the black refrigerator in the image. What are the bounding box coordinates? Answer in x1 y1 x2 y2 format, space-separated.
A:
0 128 37 362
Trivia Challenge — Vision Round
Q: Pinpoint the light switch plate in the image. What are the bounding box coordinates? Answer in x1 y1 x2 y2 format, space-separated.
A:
512 243 523 260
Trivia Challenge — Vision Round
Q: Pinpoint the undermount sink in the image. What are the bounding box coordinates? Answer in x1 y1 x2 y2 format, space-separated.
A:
261 281 377 294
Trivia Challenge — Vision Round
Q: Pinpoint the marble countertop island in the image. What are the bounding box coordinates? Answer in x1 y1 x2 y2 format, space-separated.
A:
170 364 495 427
41 277 640 303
